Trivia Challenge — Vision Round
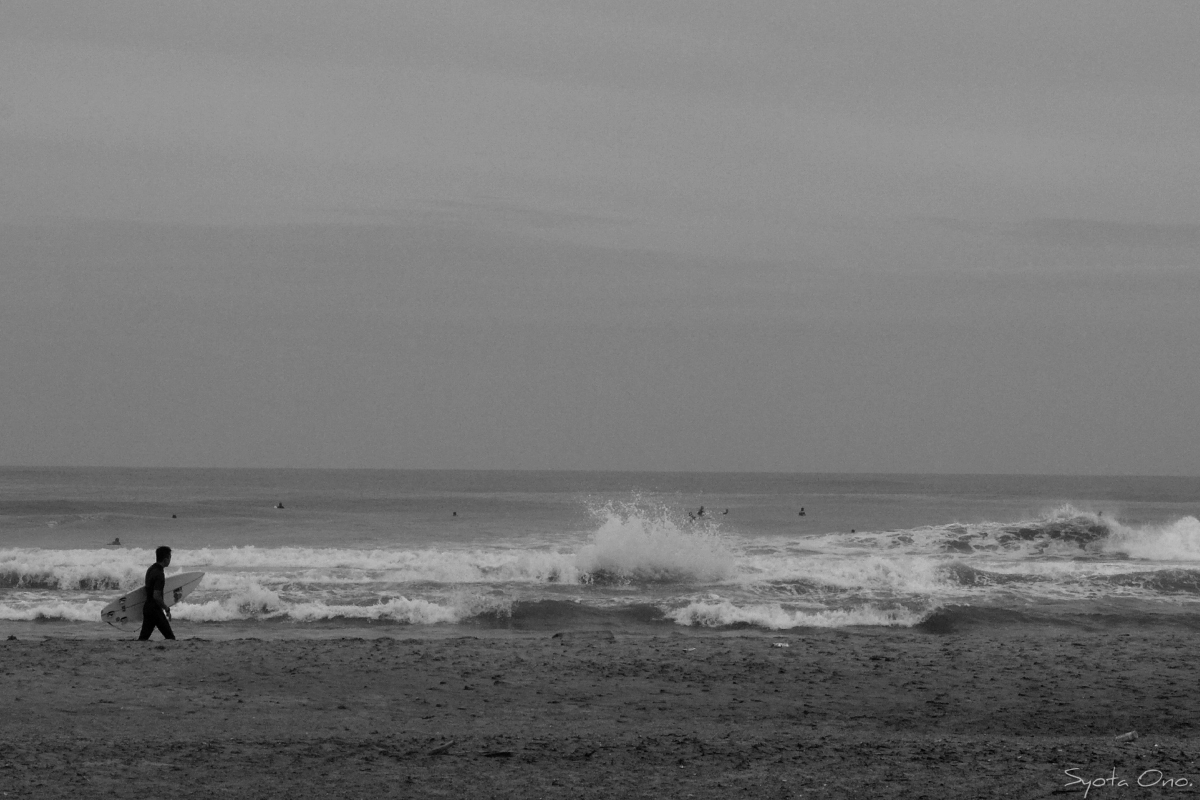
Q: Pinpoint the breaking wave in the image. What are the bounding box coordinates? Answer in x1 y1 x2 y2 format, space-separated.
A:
803 506 1200 561
0 502 733 590
575 500 734 583
173 589 511 625
0 599 108 622
1105 516 1200 561
664 599 927 629
6 504 1200 632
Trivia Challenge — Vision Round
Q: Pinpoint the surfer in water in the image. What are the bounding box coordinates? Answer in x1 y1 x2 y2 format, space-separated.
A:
139 546 176 641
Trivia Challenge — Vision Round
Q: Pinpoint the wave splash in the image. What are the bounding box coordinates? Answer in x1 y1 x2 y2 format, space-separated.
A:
1105 516 1200 561
575 500 734 584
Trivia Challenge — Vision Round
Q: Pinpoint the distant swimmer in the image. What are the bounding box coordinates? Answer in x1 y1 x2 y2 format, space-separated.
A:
452 511 457 516
275 503 285 509
171 514 177 519
109 537 121 546
723 509 729 515
799 508 806 517
851 529 856 534
698 506 705 517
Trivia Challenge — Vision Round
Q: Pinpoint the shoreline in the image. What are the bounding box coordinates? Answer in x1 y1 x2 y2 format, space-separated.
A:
7 599 1200 642
4 624 1200 798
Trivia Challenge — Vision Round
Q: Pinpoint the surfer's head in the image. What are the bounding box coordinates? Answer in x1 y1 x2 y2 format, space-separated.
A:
155 545 172 566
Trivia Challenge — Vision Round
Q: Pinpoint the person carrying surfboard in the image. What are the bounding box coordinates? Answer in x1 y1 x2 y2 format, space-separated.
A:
138 546 176 641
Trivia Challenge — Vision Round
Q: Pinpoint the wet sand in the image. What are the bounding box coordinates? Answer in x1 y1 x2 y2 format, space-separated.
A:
3 623 1199 799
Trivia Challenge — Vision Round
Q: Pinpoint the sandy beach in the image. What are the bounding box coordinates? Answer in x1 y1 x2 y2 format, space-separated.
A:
3 621 1199 799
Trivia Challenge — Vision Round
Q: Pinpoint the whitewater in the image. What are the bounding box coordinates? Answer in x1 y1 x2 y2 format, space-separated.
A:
2 469 1199 637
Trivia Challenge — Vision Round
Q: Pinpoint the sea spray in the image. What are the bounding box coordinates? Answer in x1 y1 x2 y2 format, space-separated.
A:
574 500 734 583
1104 516 1200 561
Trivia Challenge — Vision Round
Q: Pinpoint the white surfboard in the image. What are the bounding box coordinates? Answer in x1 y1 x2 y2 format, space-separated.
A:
100 572 204 627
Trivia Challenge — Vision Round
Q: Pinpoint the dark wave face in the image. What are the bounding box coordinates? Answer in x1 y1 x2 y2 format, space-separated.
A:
856 509 1119 555
915 606 1039 634
938 563 1051 587
0 570 126 591
1102 569 1200 595
916 603 1200 634
991 517 1111 549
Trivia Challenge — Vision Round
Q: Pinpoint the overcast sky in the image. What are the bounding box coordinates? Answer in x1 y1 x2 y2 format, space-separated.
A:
2 1 1198 474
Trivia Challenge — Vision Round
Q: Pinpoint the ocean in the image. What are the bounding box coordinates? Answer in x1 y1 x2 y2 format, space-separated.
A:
2 468 1198 639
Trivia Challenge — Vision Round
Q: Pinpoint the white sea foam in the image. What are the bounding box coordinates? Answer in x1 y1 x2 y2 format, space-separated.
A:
172 589 509 625
738 554 948 595
0 549 145 590
0 585 499 625
664 599 926 629
1104 516 1200 561
0 546 584 588
0 598 108 622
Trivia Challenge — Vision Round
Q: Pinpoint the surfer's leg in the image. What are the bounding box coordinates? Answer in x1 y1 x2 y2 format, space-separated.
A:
157 614 176 640
137 611 156 641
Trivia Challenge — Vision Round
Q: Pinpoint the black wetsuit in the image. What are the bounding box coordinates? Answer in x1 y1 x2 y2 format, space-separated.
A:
138 563 175 641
